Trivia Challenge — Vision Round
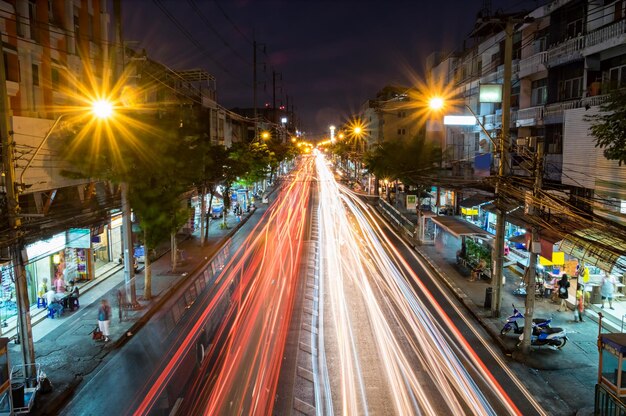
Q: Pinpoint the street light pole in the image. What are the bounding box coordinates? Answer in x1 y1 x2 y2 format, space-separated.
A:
121 182 136 306
113 0 137 307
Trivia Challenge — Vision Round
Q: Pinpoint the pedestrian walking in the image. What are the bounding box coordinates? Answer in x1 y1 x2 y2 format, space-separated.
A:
601 274 616 310
97 299 112 342
556 274 570 312
574 284 584 322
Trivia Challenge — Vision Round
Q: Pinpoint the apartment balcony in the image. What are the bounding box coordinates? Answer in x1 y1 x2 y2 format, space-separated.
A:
546 35 584 68
581 93 609 108
584 19 626 56
518 52 548 78
481 111 517 130
516 106 544 127
543 99 582 124
483 114 499 130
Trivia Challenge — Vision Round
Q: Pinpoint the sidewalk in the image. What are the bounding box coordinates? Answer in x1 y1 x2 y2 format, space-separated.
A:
10 207 261 416
381 200 600 415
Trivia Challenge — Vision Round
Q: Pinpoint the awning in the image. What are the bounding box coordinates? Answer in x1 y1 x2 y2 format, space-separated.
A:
508 234 527 244
558 228 626 274
459 194 494 208
431 216 492 238
483 203 529 228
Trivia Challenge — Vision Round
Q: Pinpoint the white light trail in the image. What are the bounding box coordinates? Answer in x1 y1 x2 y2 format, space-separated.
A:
315 153 524 416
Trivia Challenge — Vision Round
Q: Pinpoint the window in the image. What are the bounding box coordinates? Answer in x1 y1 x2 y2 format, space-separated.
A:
28 1 37 41
531 78 547 106
567 18 583 38
614 1 626 21
606 64 626 91
558 77 583 100
397 128 406 136
74 12 80 52
32 64 39 86
51 67 59 90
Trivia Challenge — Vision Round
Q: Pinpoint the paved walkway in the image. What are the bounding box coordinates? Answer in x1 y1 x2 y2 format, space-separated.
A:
9 204 264 416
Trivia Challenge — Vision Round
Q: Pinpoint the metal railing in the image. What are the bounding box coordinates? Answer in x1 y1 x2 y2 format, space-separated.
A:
586 19 626 49
547 35 584 67
519 51 548 78
596 383 626 416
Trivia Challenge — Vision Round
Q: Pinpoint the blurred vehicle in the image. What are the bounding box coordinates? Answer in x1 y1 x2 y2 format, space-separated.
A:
211 204 224 219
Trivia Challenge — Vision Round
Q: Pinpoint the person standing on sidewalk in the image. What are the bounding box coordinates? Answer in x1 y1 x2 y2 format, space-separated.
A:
574 284 584 322
601 274 616 310
97 299 112 342
556 274 570 312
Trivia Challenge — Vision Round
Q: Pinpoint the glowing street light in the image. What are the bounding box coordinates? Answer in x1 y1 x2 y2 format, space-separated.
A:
92 99 114 119
428 96 444 111
261 131 270 140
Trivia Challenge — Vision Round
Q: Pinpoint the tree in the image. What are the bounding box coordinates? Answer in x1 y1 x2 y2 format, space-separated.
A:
60 110 194 297
363 133 440 241
587 88 626 165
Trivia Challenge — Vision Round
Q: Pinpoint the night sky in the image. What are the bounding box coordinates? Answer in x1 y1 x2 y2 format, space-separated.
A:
122 0 540 137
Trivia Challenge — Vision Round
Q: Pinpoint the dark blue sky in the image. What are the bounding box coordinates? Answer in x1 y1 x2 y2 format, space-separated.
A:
122 0 540 136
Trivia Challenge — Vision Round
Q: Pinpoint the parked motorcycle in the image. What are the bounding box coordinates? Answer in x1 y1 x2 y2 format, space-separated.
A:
518 326 568 349
500 304 552 335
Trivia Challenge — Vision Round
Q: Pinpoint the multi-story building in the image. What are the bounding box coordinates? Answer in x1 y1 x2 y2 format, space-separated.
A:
428 0 626 280
0 0 251 322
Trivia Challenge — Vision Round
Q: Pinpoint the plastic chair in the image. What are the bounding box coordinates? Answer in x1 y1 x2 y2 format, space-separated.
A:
36 297 47 309
47 304 63 319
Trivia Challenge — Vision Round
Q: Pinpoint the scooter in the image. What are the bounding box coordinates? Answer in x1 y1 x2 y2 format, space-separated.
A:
518 326 568 349
500 304 552 335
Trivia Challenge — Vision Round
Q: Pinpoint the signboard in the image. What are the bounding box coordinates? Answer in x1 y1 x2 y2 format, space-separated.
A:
25 233 66 261
67 228 91 249
479 84 503 103
406 195 417 210
444 115 476 126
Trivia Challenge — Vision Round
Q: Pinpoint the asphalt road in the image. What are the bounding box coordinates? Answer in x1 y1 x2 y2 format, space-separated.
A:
308 154 546 416
60 153 551 415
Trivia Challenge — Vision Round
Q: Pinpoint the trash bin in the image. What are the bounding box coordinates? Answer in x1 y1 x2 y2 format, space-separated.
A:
484 287 493 309
11 382 24 409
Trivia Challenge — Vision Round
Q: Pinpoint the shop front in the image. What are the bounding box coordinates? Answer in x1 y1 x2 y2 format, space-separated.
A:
458 193 494 228
558 229 626 307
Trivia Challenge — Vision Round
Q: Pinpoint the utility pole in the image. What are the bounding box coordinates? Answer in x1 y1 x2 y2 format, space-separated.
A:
272 70 276 124
521 141 543 355
253 40 258 140
114 0 137 306
0 45 36 371
491 19 514 318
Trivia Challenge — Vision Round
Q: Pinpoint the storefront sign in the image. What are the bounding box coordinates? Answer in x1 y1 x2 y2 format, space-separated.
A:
479 84 503 103
67 228 91 249
25 233 66 262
